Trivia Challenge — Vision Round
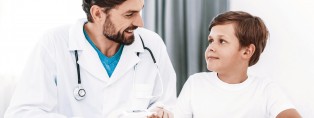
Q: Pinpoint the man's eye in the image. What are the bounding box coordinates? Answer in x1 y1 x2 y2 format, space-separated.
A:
126 13 134 17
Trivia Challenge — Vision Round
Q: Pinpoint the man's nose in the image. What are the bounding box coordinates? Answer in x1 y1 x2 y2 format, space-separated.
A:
133 15 144 27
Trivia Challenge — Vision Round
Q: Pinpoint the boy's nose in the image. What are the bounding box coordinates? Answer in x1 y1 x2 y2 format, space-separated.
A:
207 44 216 52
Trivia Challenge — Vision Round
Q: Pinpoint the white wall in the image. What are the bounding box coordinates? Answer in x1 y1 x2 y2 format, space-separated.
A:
0 0 85 76
0 0 84 115
230 0 314 117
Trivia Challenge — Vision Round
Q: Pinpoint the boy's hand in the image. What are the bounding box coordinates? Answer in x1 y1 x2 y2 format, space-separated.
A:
147 107 173 118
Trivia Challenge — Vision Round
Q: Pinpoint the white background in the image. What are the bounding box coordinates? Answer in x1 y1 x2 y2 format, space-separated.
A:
0 0 85 76
230 0 314 116
0 0 84 115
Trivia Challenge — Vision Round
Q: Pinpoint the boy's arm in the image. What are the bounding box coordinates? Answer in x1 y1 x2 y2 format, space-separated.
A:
265 81 300 118
276 109 301 118
173 78 193 118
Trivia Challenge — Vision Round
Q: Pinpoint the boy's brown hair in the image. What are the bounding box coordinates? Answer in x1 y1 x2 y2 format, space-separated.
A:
209 11 269 66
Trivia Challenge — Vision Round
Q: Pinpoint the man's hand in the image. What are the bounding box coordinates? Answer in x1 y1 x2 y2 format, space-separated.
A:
147 107 173 118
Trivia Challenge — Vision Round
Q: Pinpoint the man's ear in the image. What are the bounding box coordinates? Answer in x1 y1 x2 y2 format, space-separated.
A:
90 5 106 22
242 44 255 59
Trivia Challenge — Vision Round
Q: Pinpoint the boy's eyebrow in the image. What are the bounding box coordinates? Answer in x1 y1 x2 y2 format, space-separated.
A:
208 35 226 39
216 35 226 38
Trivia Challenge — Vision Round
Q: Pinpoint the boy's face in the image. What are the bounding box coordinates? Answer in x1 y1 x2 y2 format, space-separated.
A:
205 23 245 73
101 0 144 45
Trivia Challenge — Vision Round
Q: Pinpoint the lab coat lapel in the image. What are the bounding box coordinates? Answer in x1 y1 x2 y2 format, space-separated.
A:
109 33 144 84
78 48 109 82
68 19 109 82
109 49 139 81
68 20 144 83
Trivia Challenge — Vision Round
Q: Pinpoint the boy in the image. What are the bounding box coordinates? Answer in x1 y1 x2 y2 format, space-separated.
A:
174 11 301 118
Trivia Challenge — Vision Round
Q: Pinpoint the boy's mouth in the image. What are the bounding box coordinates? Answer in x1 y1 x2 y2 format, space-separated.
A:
207 56 219 60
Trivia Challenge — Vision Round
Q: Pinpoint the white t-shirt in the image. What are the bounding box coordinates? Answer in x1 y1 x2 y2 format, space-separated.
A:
175 72 295 118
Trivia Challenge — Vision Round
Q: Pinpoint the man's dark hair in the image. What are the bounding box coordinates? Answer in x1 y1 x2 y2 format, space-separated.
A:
82 0 127 22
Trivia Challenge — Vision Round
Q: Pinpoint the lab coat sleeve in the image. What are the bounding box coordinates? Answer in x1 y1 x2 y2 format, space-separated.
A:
148 42 177 112
174 78 193 118
4 34 78 118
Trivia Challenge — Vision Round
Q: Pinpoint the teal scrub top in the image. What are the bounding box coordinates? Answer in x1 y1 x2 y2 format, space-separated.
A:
83 28 124 77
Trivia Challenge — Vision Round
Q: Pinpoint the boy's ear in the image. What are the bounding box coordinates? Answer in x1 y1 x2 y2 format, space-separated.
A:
90 5 106 22
242 44 255 59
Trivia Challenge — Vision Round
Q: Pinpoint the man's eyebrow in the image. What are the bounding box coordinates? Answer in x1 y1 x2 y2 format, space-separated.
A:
125 5 144 13
125 10 139 13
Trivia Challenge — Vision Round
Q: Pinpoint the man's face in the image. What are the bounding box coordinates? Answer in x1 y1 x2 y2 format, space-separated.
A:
102 0 144 45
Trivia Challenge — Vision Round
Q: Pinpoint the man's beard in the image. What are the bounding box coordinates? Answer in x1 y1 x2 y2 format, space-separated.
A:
102 17 137 45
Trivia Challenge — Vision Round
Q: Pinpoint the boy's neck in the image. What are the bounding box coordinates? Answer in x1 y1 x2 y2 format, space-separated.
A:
217 68 248 84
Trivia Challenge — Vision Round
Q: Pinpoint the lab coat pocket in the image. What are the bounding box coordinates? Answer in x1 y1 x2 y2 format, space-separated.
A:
131 84 154 110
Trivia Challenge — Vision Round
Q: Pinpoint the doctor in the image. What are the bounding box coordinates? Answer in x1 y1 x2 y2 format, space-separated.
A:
4 0 176 117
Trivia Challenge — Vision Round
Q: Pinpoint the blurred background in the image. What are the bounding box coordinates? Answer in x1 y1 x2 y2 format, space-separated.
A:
1 0 314 117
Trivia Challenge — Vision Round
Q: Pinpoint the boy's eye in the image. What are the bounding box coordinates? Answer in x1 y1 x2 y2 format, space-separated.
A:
219 39 227 44
208 39 213 44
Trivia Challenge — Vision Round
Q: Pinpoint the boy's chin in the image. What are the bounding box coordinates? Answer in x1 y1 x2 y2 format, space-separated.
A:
206 66 215 72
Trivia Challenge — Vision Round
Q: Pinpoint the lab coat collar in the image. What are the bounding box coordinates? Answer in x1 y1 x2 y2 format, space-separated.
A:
124 31 145 54
68 18 88 51
108 33 144 83
68 19 145 83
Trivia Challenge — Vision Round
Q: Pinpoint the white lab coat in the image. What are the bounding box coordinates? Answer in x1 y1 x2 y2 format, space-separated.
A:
4 19 176 118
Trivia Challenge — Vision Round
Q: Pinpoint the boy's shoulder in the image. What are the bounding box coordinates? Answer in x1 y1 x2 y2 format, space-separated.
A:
186 72 278 87
248 74 280 90
189 72 215 79
186 72 216 83
188 72 276 87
